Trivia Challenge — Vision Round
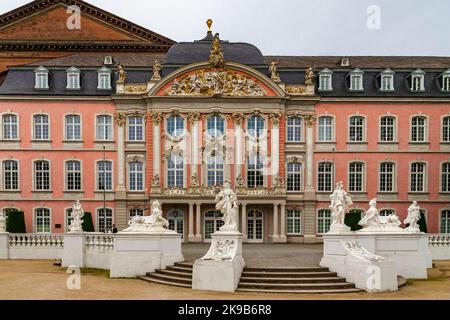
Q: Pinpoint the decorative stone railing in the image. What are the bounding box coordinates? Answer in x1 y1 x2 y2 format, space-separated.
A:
9 234 64 248
157 186 286 197
428 234 450 260
85 234 114 250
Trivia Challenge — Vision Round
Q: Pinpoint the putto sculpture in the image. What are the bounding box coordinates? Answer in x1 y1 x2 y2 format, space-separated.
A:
328 181 353 233
122 200 172 233
68 200 84 233
215 180 239 232
404 201 422 233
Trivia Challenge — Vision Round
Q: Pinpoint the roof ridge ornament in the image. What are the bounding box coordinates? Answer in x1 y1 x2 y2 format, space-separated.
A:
209 33 225 68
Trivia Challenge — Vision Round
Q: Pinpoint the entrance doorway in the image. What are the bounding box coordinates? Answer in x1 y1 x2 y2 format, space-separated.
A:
247 209 264 243
204 210 224 242
168 209 184 239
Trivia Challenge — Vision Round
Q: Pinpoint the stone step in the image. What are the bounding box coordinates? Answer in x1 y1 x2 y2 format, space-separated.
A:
241 271 338 278
175 262 193 269
240 276 346 284
139 276 191 288
237 287 364 294
244 267 329 273
154 269 193 279
143 272 192 285
166 265 194 273
238 282 356 290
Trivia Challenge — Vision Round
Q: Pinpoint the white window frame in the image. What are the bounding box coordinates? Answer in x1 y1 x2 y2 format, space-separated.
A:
348 115 366 142
379 69 395 92
204 210 224 241
318 68 333 91
96 207 113 233
441 71 450 92
317 161 334 192
34 207 52 234
1 113 19 141
166 114 185 139
317 115 335 142
247 154 264 188
2 159 19 191
65 160 82 192
317 209 332 234
65 114 82 141
96 160 114 191
441 115 450 143
33 159 51 191
66 66 81 90
167 209 184 239
286 162 303 192
441 162 450 193
129 208 144 220
286 209 302 235
34 66 49 90
286 116 303 142
410 69 425 92
247 209 264 243
348 161 365 192
349 68 364 92
247 114 266 139
410 115 428 143
206 114 226 140
167 154 184 188
97 67 112 90
95 114 113 141
379 115 397 143
32 113 50 141
440 209 450 234
127 115 144 142
128 160 144 191
207 154 224 187
409 161 427 193
379 162 396 193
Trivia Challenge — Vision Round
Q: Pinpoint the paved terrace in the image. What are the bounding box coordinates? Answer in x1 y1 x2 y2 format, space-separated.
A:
182 243 323 267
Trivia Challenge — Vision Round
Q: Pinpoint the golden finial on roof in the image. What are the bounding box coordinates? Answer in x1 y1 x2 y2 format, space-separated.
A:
207 19 213 32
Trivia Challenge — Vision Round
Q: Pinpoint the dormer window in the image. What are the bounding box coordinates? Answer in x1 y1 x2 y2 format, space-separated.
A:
97 67 112 90
318 68 333 91
34 66 49 90
349 68 364 91
410 69 425 91
379 68 395 91
440 69 450 92
66 67 81 90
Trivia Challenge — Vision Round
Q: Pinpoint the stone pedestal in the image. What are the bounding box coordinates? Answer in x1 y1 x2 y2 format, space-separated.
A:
0 232 9 259
328 223 351 234
62 233 85 267
321 232 432 279
192 231 245 292
109 232 183 278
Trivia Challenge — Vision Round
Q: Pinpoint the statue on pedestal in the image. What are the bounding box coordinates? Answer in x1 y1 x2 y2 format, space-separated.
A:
117 63 126 82
269 61 281 83
215 180 239 232
151 59 162 81
68 200 84 233
359 198 381 230
404 201 421 233
328 181 353 233
122 200 171 233
305 66 316 86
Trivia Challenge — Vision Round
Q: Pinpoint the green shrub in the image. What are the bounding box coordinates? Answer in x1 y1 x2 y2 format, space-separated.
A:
5 209 26 233
345 210 363 231
418 211 428 233
82 212 95 232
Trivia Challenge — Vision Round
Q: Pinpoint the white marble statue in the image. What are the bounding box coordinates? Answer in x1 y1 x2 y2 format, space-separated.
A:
328 181 353 233
404 201 421 233
215 180 239 232
342 240 387 262
122 200 172 233
201 239 237 261
0 211 6 233
358 198 404 232
68 200 84 233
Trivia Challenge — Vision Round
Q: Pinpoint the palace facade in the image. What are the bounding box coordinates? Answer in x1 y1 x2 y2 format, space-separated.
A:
0 0 450 242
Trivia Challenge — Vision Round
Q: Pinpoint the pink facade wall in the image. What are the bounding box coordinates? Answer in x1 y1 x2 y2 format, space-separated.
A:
0 100 116 233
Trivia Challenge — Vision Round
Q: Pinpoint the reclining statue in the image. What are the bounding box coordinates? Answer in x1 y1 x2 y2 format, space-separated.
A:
122 200 171 233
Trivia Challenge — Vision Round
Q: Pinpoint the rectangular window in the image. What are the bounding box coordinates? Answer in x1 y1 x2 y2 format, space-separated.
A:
98 161 113 191
317 209 331 234
380 162 394 192
35 208 51 233
350 75 363 91
317 162 333 192
35 73 49 89
128 116 144 141
410 162 426 192
380 75 394 91
319 74 332 91
287 117 302 142
34 161 50 191
441 210 450 234
411 75 424 91
349 116 364 142
3 160 19 190
129 209 144 218
96 115 112 140
66 161 82 191
286 209 301 235
98 73 111 90
67 72 80 90
247 155 264 188
442 163 450 192
207 156 224 187
65 115 81 141
443 76 450 92
167 155 184 188
129 161 143 191
411 117 426 142
349 162 364 192
318 116 333 142
2 114 18 140
380 117 395 142
287 162 302 191
97 208 113 233
443 117 450 142
33 114 49 140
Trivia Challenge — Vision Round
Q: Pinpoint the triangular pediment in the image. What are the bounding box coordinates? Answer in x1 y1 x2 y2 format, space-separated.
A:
0 0 174 46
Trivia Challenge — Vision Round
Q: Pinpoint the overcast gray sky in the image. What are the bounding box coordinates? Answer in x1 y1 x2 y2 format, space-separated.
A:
1 0 450 56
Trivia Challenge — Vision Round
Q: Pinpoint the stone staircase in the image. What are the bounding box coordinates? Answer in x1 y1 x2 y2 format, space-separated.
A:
139 262 364 293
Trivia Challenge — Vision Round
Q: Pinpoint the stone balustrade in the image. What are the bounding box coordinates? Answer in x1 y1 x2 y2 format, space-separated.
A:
85 234 114 250
428 234 450 260
155 186 286 197
8 234 64 248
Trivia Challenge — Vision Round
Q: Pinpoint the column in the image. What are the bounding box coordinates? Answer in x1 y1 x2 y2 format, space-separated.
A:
190 114 200 177
188 202 195 242
304 114 316 196
195 202 202 242
115 112 126 194
152 113 162 181
279 203 287 243
272 203 279 241
241 203 247 241
270 114 280 179
233 114 244 180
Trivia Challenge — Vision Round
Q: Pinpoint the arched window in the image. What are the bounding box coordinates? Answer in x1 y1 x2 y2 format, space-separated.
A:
287 162 302 191
97 208 113 233
442 163 450 192
96 115 113 140
2 114 18 140
318 116 333 142
207 155 224 187
65 114 81 140
349 162 364 192
35 208 51 233
66 161 81 191
247 115 265 139
128 116 144 141
204 210 224 240
411 116 426 142
380 116 396 142
410 162 426 192
247 154 263 188
287 116 302 142
34 160 50 191
349 116 365 142
317 209 332 234
380 162 395 192
3 160 18 191
317 162 333 192
167 154 184 188
129 161 143 191
97 161 113 191
167 115 184 138
206 114 225 139
33 114 49 140
443 116 450 142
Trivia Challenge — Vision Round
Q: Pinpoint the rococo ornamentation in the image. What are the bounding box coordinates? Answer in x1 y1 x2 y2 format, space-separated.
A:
151 59 162 81
151 112 163 125
232 112 245 126
303 113 317 127
187 111 201 124
116 63 127 82
269 61 281 83
163 68 266 97
125 84 147 93
269 112 282 127
304 66 316 86
114 112 127 126
209 33 225 68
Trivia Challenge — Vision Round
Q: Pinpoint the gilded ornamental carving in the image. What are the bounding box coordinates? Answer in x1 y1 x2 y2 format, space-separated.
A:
285 85 305 94
232 112 245 126
269 112 282 127
269 61 281 83
151 112 163 125
125 84 147 93
151 59 162 81
187 111 201 124
209 33 225 68
303 113 317 127
114 112 127 126
116 63 126 82
305 66 316 86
